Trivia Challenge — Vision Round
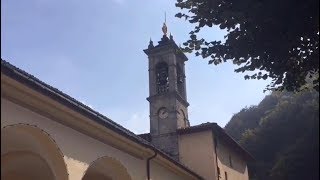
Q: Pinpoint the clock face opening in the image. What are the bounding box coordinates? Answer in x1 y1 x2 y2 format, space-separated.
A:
158 107 168 119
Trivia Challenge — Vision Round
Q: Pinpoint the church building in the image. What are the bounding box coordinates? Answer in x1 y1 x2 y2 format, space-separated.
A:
1 23 252 180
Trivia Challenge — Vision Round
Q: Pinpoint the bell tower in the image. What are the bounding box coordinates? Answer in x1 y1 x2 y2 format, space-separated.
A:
144 22 189 160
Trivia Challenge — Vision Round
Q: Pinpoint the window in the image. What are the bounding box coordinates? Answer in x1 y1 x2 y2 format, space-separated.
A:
225 171 228 180
176 64 184 95
229 155 233 168
156 62 169 94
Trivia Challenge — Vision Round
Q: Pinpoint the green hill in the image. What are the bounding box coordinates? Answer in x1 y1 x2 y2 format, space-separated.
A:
225 90 319 180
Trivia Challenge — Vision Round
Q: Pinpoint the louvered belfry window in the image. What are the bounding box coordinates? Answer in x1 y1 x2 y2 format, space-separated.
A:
156 62 169 94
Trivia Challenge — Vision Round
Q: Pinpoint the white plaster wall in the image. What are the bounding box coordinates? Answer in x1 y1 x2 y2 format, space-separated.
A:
179 131 217 180
150 161 193 180
1 98 145 180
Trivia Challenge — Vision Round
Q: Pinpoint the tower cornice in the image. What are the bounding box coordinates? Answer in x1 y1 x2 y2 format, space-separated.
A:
144 36 188 61
146 91 189 107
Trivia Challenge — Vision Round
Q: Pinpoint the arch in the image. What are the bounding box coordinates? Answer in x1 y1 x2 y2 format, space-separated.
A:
156 62 169 94
176 63 184 83
82 156 132 180
176 63 185 95
1 124 68 180
2 151 55 180
156 61 168 69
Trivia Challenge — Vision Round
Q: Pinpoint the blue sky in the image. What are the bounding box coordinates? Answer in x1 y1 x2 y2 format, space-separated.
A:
1 0 271 134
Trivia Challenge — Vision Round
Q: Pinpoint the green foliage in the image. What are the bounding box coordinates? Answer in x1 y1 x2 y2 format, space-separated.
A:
225 90 319 180
270 129 319 180
225 94 279 141
175 0 319 92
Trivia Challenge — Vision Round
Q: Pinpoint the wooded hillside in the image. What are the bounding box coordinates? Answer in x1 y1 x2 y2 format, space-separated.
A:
225 90 319 180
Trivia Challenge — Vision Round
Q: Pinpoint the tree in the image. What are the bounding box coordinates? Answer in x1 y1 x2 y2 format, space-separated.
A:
175 0 319 91
225 89 319 180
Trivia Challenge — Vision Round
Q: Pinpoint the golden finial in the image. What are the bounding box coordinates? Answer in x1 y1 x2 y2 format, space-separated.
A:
162 12 168 36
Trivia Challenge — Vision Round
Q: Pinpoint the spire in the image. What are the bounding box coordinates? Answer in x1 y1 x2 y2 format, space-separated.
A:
148 38 154 49
170 33 173 40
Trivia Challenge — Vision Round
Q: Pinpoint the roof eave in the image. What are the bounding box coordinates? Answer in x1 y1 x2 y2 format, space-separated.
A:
1 59 203 180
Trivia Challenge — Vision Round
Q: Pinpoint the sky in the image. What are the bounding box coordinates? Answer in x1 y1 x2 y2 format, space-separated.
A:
1 0 271 134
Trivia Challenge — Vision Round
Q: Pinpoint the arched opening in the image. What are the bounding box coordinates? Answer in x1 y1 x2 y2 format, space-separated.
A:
82 156 131 180
2 151 54 180
176 64 185 96
1 124 68 180
156 62 169 94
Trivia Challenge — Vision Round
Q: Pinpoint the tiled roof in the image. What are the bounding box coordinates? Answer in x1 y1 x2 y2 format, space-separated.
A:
1 59 203 180
138 133 151 142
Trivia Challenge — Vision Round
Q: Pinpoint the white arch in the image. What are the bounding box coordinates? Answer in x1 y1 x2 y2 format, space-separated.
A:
82 156 132 180
1 124 69 180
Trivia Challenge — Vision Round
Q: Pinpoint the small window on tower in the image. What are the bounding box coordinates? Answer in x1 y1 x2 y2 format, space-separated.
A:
225 171 228 180
156 62 169 94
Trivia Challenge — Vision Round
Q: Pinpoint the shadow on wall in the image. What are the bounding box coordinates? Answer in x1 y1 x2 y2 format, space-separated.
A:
217 141 247 174
82 156 132 180
1 124 68 180
1 124 132 180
